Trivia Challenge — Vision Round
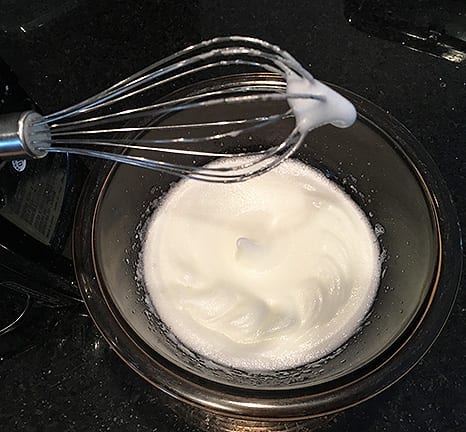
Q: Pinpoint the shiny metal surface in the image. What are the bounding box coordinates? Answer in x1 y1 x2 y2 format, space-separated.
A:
0 110 50 159
3 37 330 182
2 0 464 429
73 74 462 420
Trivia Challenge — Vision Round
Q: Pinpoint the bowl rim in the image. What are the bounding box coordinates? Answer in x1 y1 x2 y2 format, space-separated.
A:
73 73 462 420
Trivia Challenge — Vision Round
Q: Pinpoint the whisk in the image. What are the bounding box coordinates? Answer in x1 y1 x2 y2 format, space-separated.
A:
0 36 354 183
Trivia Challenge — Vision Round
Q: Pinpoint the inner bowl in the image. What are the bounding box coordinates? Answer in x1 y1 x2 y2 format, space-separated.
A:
73 74 461 420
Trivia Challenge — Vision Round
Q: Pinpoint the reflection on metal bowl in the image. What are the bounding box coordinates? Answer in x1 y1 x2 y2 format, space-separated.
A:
73 74 461 420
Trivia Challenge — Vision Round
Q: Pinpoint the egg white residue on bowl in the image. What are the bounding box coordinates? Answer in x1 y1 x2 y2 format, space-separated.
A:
140 157 381 371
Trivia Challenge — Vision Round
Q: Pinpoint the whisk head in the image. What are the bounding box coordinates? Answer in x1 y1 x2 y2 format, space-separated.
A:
33 36 327 182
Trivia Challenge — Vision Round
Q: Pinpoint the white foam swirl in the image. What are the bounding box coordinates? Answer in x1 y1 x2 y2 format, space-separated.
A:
142 158 380 370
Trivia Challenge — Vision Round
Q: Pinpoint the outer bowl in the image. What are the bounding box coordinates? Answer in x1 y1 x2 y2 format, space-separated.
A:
73 74 461 420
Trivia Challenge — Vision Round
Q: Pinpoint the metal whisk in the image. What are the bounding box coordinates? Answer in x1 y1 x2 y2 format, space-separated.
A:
0 36 347 182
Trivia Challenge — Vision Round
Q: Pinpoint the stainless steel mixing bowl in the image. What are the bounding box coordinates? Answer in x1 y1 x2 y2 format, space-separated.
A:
73 74 461 420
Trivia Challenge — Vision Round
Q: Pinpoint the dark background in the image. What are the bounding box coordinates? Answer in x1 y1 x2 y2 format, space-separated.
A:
0 0 465 430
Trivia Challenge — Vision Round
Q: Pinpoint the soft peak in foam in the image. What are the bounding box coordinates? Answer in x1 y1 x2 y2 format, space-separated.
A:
286 71 357 132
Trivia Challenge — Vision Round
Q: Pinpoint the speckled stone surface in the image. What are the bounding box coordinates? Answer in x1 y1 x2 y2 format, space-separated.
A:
0 1 465 430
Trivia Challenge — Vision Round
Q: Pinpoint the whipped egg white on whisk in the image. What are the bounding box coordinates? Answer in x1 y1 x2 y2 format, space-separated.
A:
140 73 380 371
286 71 357 132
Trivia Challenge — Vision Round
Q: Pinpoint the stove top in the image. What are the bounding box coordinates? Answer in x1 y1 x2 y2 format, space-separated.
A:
1 1 465 430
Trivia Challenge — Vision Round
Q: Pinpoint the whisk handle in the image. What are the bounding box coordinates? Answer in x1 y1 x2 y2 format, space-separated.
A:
0 111 51 160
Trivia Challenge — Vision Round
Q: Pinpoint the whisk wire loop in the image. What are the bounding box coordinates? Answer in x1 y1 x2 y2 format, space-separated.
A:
20 37 324 182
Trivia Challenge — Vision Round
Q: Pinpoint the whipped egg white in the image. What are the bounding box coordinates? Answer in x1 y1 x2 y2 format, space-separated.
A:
141 158 380 370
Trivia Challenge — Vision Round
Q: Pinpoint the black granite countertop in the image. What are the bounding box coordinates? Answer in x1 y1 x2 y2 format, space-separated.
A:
1 1 465 430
